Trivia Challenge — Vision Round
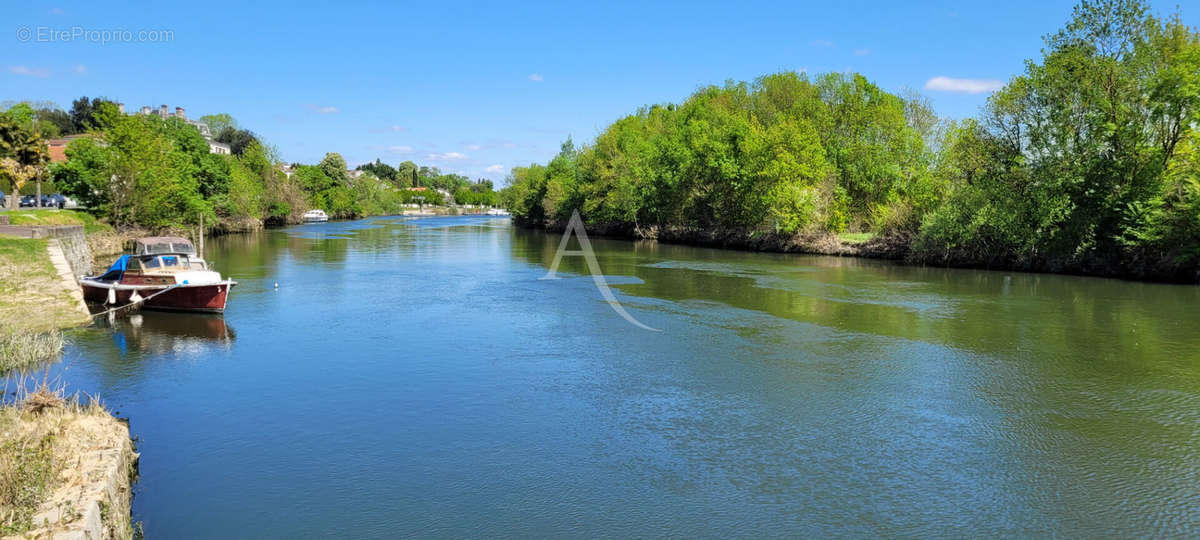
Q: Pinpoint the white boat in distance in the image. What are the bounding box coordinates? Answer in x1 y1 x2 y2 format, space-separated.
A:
303 209 329 223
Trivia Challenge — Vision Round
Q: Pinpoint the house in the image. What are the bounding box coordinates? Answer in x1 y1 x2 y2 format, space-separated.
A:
346 170 363 180
131 103 225 154
45 134 104 164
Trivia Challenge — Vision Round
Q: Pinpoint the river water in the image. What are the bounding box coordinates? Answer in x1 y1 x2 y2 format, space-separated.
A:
51 215 1200 537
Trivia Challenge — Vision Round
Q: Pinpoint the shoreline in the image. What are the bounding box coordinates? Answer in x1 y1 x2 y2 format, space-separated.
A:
524 220 1200 285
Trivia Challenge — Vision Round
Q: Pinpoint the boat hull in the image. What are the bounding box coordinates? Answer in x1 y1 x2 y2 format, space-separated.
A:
81 281 233 313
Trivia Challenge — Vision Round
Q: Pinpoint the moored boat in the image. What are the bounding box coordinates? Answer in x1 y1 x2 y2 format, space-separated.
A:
80 236 237 313
303 209 329 223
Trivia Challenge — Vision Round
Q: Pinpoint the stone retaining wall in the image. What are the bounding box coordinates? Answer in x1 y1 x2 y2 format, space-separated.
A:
2 414 138 540
0 225 93 278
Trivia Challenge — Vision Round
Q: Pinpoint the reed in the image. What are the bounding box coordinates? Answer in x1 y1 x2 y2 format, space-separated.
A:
0 330 65 373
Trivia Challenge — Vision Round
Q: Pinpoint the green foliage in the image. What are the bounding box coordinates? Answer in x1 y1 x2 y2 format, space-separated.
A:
51 138 113 208
0 117 49 202
499 0 1200 280
912 0 1200 276
214 127 259 156
198 113 237 138
68 96 116 133
503 70 931 234
453 181 499 206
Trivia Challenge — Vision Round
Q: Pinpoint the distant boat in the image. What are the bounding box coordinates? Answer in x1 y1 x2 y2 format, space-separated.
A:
485 208 510 216
303 209 329 223
81 236 237 313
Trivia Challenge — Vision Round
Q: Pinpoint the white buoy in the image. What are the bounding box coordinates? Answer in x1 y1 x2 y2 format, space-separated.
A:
106 288 116 305
274 282 279 289
130 290 142 303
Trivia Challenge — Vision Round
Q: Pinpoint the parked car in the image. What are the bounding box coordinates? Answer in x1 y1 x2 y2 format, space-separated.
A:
46 194 67 209
19 195 38 207
0 190 6 208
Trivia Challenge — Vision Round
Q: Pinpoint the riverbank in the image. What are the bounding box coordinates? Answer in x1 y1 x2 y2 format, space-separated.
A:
1 211 137 539
0 385 136 539
0 234 90 371
526 220 1200 284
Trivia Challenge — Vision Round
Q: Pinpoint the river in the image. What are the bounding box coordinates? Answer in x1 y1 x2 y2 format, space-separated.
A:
53 215 1200 537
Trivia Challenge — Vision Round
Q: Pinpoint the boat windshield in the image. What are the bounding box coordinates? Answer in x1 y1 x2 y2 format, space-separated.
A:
138 254 189 270
135 237 197 256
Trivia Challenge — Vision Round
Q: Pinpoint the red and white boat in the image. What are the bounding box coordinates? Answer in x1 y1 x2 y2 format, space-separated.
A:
81 236 236 313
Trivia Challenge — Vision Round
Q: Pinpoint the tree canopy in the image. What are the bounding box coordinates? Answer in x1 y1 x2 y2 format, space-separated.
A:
503 0 1200 280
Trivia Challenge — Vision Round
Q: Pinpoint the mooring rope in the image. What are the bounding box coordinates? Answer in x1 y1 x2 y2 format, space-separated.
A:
89 284 183 318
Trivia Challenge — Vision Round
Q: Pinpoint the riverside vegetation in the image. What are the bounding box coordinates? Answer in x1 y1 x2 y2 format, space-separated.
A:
0 100 498 232
1 378 136 538
500 0 1200 282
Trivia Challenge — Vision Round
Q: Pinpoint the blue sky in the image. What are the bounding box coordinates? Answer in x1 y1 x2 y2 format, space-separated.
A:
4 1 1196 183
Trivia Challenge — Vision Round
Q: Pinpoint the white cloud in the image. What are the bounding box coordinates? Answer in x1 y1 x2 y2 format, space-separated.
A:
390 125 406 132
73 64 87 74
427 152 468 161
485 165 504 173
387 145 414 153
304 104 340 114
501 142 517 149
49 7 64 15
528 73 543 82
810 39 834 47
854 49 870 56
924 76 1003 94
465 144 482 151
9 66 50 78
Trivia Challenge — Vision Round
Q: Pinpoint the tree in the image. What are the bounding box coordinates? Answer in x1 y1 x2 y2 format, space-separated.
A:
51 137 114 209
912 0 1200 275
69 96 116 133
396 161 418 188
318 153 348 183
198 113 237 138
36 108 74 136
214 127 260 156
0 118 49 207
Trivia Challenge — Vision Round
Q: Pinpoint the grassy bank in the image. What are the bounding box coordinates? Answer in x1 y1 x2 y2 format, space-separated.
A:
0 382 135 538
3 209 113 234
0 234 88 372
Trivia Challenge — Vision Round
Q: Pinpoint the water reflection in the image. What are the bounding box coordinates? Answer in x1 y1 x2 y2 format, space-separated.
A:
508 227 1200 371
89 311 235 357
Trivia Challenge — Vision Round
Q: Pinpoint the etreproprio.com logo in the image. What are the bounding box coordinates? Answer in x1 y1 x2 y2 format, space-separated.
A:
16 25 174 44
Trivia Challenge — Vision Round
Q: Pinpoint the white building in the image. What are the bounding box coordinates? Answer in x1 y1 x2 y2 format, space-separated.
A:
127 103 228 155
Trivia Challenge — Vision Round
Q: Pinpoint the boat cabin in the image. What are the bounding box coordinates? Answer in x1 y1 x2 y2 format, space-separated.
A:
130 252 207 273
134 236 197 256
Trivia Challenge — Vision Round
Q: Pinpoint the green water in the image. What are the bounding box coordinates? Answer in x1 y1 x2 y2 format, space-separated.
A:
51 215 1200 537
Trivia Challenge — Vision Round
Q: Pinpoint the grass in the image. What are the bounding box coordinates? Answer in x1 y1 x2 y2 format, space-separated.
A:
0 376 74 535
0 236 87 369
2 209 113 234
0 409 57 536
0 374 132 538
0 332 65 373
838 232 876 244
